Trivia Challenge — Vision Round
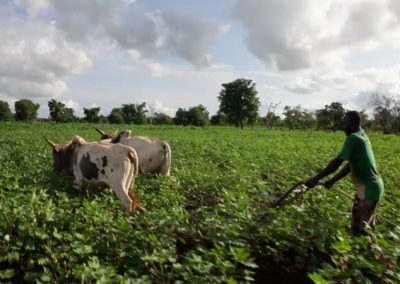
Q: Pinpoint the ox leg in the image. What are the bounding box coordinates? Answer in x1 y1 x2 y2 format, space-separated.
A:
126 174 142 213
73 178 81 189
128 190 141 213
125 160 142 213
111 183 133 216
73 179 90 198
160 147 171 176
160 163 171 177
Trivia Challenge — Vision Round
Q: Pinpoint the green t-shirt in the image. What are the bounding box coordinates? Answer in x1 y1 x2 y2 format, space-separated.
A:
337 129 384 200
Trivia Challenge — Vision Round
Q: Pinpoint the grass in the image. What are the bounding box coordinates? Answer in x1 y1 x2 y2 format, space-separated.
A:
0 122 399 283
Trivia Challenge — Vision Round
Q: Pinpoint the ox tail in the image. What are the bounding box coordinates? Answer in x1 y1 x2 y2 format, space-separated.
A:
128 149 139 176
160 142 171 176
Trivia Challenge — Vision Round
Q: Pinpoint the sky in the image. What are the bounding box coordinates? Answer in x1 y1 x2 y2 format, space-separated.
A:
1 0 400 118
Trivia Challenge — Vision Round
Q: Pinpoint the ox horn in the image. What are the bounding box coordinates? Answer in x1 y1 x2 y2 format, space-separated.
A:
94 127 105 135
112 129 119 136
43 136 57 148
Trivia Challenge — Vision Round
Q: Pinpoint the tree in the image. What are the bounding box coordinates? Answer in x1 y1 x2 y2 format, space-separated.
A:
152 113 173 125
369 93 400 134
108 108 124 124
0 101 12 121
315 108 330 130
315 102 346 131
218 78 260 129
146 102 156 125
121 102 147 124
210 111 226 125
187 105 209 127
359 110 370 128
327 102 345 131
264 101 281 130
173 105 209 127
14 99 40 121
264 112 281 129
247 111 259 129
302 110 317 129
283 105 301 131
83 107 101 123
283 105 316 130
174 108 189 126
48 99 76 123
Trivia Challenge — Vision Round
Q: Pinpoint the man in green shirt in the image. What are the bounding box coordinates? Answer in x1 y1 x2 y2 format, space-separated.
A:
305 111 384 236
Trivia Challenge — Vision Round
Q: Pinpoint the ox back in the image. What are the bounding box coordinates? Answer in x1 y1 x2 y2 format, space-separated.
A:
72 142 140 215
47 135 140 215
127 136 171 176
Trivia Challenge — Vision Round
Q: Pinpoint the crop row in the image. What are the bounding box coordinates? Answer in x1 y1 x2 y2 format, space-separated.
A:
0 122 399 283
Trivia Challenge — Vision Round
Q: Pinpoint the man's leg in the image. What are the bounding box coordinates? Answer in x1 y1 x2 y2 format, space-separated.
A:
351 196 380 236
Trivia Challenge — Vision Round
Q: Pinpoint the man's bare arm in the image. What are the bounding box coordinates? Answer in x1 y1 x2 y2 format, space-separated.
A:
305 158 343 187
324 162 351 188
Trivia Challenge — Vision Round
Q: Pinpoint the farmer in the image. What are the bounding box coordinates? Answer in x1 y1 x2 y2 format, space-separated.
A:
305 110 384 236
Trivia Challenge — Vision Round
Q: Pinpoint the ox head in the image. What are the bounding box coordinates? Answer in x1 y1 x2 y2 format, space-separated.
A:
112 130 132 143
95 127 118 140
44 136 85 176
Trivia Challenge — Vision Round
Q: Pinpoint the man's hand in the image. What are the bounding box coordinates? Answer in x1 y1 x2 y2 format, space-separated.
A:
323 179 335 189
305 177 319 188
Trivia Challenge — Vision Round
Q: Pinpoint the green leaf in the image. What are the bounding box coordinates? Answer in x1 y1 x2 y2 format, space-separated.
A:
308 273 330 284
0 269 15 280
53 228 62 240
331 238 352 252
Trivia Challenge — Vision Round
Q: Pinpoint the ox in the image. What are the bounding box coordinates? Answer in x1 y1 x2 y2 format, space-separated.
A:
45 136 141 215
95 128 171 176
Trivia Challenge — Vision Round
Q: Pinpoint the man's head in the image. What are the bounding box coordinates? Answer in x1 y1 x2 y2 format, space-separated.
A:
344 111 361 135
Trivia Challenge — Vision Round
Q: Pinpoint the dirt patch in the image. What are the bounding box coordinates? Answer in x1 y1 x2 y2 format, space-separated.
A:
254 255 313 284
174 230 212 257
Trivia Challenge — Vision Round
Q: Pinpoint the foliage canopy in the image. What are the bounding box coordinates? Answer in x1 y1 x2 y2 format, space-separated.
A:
14 99 40 121
218 78 260 129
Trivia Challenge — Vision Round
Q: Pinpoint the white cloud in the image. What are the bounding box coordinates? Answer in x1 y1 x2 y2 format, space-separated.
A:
121 0 136 7
145 62 174 78
13 0 50 17
285 77 321 94
0 6 91 101
5 0 400 119
51 0 122 42
250 63 400 117
110 10 165 59
233 0 400 71
63 99 80 111
162 12 227 67
145 100 176 116
47 0 226 67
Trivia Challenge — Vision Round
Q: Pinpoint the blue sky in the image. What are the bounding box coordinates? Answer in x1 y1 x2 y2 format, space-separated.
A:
1 0 400 118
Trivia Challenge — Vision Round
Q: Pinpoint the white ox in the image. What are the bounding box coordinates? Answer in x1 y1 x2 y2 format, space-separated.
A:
95 128 171 176
45 136 141 215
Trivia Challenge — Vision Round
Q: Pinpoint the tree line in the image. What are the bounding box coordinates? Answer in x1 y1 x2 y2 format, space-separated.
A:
1 79 399 134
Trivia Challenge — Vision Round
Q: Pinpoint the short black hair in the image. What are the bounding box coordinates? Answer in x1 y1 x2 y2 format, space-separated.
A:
345 110 361 125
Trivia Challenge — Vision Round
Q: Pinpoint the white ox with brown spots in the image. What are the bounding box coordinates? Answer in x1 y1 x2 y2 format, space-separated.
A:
95 128 171 176
45 136 141 215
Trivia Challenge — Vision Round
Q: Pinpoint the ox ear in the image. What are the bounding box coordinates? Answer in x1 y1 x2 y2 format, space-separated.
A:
123 130 132 138
71 136 85 146
94 127 105 135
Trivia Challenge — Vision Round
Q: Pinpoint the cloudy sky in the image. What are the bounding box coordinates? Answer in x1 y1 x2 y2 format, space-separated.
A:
1 0 400 118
